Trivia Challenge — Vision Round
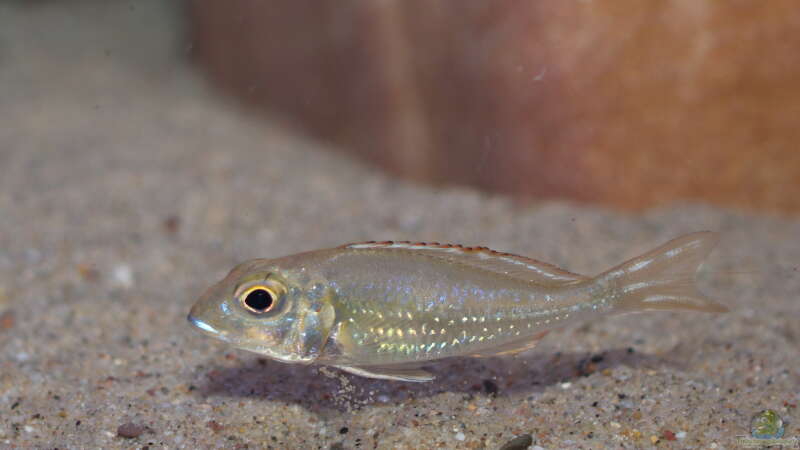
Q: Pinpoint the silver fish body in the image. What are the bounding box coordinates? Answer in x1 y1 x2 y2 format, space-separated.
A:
188 232 726 381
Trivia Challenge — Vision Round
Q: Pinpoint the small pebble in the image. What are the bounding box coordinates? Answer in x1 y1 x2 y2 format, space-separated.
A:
163 215 181 234
454 431 465 441
560 382 572 389
499 433 533 450
675 431 687 439
206 421 224 433
0 310 15 330
112 264 134 289
117 422 146 438
25 248 42 264
77 263 100 282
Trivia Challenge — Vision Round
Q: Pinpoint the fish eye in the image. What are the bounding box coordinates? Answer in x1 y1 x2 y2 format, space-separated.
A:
239 286 276 314
234 276 287 315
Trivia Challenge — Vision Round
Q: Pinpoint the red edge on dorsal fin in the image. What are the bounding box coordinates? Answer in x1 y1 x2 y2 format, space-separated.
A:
339 240 588 285
341 241 537 262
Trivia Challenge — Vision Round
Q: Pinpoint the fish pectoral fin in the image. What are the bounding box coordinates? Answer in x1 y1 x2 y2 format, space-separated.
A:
470 330 549 357
333 364 435 382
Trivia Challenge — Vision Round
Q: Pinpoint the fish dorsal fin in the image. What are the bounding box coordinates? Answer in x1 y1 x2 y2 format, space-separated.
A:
342 241 587 287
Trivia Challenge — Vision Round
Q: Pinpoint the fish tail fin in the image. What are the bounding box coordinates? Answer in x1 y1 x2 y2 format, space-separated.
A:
600 231 729 313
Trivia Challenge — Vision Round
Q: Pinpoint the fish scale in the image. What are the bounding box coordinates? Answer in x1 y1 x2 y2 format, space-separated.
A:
338 291 567 364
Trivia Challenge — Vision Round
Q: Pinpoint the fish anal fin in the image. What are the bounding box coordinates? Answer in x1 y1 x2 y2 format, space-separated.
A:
470 330 550 357
343 241 587 287
333 364 435 382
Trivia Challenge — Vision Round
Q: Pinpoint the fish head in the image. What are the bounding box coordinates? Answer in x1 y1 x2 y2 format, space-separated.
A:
187 257 336 364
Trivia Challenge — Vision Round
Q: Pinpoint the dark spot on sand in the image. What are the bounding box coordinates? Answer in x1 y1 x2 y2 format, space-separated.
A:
482 379 499 396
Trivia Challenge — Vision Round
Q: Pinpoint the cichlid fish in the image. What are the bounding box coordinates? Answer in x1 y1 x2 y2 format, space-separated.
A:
188 232 727 382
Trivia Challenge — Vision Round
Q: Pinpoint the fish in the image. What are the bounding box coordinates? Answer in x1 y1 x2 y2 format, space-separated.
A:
187 231 727 382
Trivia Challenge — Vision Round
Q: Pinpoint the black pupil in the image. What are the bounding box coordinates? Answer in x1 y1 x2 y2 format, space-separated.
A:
244 289 273 312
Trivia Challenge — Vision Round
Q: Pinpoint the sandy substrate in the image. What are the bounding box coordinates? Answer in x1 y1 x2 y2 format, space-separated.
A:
1 2 798 448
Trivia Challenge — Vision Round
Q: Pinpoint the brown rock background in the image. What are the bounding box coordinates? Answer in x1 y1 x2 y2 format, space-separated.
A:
188 0 800 213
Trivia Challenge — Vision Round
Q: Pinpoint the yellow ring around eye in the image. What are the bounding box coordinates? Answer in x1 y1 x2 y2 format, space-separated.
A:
239 285 277 313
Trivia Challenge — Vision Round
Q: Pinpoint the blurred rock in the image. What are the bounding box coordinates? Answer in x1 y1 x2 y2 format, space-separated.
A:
189 0 800 213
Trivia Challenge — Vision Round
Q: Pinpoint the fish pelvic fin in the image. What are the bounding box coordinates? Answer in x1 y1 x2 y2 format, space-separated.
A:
333 364 435 382
600 231 729 313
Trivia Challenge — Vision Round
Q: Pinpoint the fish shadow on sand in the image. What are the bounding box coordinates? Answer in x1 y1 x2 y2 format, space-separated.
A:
196 347 679 413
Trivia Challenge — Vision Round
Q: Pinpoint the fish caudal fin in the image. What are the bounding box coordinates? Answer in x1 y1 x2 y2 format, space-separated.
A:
601 232 728 313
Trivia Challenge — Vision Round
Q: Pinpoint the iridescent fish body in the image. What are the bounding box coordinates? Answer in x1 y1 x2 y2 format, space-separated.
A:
188 232 727 382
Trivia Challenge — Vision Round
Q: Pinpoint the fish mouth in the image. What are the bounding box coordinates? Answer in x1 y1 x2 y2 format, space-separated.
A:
187 314 228 341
